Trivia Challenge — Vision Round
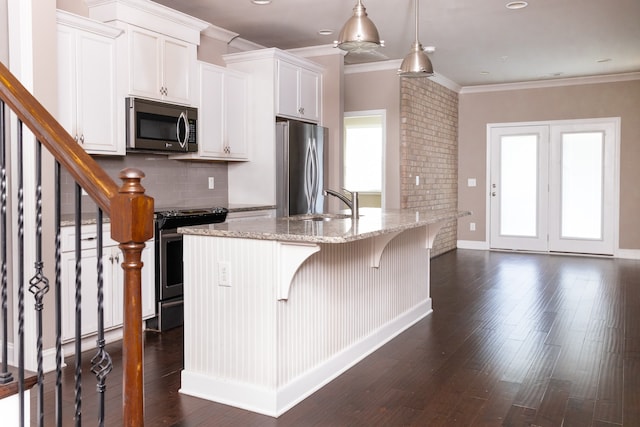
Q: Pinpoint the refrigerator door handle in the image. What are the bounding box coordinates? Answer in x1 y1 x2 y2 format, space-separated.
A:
304 138 314 212
309 137 319 210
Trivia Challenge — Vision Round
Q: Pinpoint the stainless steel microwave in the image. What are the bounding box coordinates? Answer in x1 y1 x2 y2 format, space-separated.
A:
125 97 197 153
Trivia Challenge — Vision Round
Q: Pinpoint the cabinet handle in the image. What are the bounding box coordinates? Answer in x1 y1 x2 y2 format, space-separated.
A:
74 134 79 143
79 134 85 144
81 236 97 241
298 107 305 115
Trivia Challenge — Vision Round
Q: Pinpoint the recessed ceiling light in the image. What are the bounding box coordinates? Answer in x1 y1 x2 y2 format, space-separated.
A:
480 71 490 75
251 0 272 5
318 29 334 36
597 58 612 63
505 1 528 9
549 72 564 77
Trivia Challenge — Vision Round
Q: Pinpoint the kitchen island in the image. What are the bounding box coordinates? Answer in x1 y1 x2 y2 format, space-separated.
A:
178 208 469 417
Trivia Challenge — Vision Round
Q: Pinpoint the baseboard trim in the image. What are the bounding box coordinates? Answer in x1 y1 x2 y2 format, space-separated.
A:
616 249 640 260
180 299 433 417
457 240 490 250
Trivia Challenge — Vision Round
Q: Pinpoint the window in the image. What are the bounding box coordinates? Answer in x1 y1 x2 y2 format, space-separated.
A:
343 112 385 207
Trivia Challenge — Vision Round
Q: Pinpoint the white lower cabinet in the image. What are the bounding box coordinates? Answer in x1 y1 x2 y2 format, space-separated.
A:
61 223 155 343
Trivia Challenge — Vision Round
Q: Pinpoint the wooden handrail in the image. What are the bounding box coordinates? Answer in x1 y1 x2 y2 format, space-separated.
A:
0 60 153 426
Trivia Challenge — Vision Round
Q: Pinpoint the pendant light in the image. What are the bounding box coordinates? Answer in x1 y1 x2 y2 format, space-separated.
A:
335 0 384 53
398 0 434 77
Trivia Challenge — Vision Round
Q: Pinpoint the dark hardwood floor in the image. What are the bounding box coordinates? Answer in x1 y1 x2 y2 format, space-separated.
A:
33 249 640 426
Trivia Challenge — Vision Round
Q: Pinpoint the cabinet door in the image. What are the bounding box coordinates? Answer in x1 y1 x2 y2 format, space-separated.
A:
162 38 193 104
298 68 320 122
198 63 225 157
57 26 79 140
276 60 300 118
141 242 156 319
61 249 113 342
195 63 248 160
129 26 162 99
110 240 155 328
57 25 121 154
224 70 248 159
76 30 120 153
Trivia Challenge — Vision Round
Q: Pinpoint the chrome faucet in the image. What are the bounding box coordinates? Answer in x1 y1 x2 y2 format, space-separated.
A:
323 188 359 219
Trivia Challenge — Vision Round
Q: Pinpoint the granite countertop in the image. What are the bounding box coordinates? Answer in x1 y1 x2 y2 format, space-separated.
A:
227 204 276 213
179 208 471 244
60 204 276 227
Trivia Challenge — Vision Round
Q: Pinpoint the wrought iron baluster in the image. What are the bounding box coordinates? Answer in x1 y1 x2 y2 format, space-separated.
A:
74 183 82 426
17 119 25 427
54 160 63 426
0 101 12 386
90 208 112 427
28 140 50 427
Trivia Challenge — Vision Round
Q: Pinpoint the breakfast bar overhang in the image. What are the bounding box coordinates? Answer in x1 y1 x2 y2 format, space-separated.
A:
177 208 469 417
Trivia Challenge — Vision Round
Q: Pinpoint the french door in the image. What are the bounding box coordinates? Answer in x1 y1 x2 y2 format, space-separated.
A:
489 119 618 255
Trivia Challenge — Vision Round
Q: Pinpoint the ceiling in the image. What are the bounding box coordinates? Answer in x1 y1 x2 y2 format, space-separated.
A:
151 0 640 87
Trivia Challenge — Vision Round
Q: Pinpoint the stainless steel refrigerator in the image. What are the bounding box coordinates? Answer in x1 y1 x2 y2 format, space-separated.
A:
276 120 328 217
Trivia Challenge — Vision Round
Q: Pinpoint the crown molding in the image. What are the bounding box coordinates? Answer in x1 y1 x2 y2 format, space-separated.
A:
86 0 209 45
345 60 461 92
287 44 346 58
57 9 123 38
201 24 238 44
228 37 265 52
460 72 640 94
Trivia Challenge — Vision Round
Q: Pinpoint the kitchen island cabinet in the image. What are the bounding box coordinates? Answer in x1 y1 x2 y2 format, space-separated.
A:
178 208 468 417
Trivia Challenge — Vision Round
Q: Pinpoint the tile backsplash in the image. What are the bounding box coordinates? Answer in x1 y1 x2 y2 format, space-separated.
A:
61 153 228 214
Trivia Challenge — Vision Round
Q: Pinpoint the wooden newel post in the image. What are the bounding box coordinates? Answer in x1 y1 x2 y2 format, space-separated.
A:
110 168 154 427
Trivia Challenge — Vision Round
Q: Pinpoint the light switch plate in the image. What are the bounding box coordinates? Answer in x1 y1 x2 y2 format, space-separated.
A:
467 178 476 187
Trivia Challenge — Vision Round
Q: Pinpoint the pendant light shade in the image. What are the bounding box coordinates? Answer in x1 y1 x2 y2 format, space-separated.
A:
335 0 384 53
398 0 434 77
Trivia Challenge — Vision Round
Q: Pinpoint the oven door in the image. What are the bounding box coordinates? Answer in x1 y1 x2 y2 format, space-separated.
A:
158 229 184 301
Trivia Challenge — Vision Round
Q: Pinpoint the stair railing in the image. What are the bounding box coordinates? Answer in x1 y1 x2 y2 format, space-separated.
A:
0 59 153 426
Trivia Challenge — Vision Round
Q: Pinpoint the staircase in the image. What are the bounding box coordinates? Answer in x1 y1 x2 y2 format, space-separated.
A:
0 60 153 426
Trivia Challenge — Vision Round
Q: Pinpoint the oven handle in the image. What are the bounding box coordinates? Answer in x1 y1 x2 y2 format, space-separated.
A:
160 231 183 241
160 299 183 309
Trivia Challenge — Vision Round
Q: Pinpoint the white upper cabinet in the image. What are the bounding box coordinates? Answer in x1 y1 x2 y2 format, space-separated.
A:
87 0 208 106
276 59 321 123
171 62 249 161
57 11 123 155
128 25 195 105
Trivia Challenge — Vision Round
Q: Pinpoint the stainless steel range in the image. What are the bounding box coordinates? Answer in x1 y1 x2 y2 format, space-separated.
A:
147 206 228 331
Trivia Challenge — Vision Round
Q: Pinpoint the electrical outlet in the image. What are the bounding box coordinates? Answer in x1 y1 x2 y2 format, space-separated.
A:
208 177 215 190
218 261 231 287
470 222 476 231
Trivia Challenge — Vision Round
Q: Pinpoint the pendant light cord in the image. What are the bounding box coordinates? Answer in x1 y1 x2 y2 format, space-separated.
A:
414 0 420 44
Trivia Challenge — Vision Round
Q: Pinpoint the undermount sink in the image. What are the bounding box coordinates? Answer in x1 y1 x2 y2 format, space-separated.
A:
286 213 352 221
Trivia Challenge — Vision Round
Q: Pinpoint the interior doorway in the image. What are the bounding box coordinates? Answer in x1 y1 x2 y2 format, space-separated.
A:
343 111 385 208
488 118 619 255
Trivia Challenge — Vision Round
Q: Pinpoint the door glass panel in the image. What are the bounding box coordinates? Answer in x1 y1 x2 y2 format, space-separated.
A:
500 135 538 237
561 132 603 240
